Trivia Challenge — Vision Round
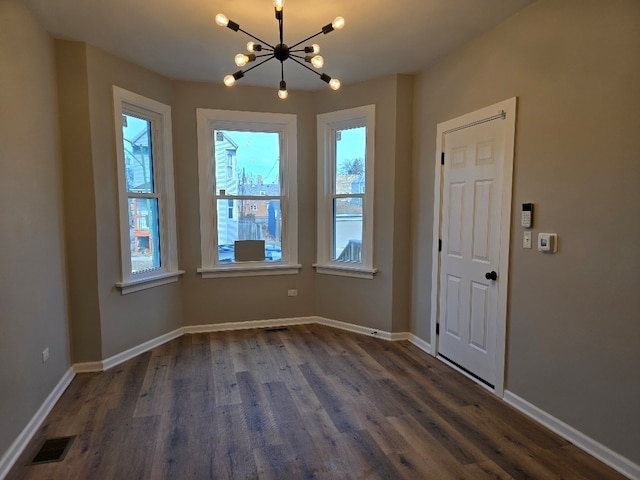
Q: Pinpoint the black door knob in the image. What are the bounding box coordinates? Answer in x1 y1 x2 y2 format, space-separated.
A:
485 271 497 281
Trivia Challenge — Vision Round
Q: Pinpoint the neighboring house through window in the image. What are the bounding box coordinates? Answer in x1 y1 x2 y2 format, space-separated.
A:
113 86 183 294
196 109 300 277
315 105 376 279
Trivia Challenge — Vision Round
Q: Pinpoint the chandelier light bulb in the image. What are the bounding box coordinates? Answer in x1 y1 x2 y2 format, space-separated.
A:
311 55 324 68
273 0 284 12
235 54 248 67
332 16 345 30
278 80 288 99
329 78 341 90
304 44 321 54
223 74 236 87
215 13 229 27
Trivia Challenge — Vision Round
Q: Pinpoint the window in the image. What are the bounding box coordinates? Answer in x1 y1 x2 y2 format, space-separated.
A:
315 105 376 279
228 199 234 219
113 87 183 294
196 109 300 278
226 150 235 179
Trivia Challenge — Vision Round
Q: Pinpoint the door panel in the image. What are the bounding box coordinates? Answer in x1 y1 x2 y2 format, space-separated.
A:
445 275 463 338
438 119 506 386
447 182 465 257
470 281 489 351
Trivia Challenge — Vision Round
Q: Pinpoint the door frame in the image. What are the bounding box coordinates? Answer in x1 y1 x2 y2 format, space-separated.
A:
429 97 517 397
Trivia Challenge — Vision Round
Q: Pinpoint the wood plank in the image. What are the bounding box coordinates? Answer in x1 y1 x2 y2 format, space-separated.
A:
7 324 627 480
236 371 283 448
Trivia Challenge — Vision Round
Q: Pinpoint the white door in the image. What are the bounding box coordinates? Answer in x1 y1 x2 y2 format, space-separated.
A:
432 98 516 392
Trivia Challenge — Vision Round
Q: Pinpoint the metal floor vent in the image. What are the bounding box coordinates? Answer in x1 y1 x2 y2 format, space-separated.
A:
265 326 289 333
29 436 75 465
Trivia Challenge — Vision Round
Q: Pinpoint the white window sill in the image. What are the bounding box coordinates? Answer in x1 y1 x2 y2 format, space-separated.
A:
198 263 302 279
116 270 185 295
313 263 377 279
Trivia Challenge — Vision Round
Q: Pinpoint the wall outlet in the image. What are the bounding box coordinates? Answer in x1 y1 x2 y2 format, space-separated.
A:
287 289 298 297
523 231 532 249
42 348 50 363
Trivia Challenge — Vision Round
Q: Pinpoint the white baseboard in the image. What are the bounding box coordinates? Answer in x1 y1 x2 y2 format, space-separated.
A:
73 328 184 374
102 328 183 371
315 316 398 339
184 316 412 344
0 367 75 480
504 390 640 480
73 361 104 373
408 334 432 354
183 316 315 334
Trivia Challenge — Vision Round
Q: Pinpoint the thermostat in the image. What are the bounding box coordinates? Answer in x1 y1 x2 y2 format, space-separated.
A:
538 233 558 253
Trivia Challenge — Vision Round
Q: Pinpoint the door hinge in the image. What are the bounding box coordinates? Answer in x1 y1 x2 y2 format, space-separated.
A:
436 323 440 335
438 239 442 252
441 152 445 165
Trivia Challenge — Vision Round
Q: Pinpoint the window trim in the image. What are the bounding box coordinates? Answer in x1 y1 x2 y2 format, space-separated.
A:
196 108 300 278
314 105 377 279
113 86 183 294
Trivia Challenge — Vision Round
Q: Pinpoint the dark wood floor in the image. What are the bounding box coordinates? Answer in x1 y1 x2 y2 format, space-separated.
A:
8 324 625 479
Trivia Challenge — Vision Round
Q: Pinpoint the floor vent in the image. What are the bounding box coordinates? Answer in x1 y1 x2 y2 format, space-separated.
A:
29 436 75 465
265 326 289 332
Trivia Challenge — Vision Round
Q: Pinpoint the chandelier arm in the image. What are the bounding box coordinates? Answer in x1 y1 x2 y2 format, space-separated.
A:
289 30 323 50
278 15 284 45
288 56 324 78
238 28 275 50
242 55 276 75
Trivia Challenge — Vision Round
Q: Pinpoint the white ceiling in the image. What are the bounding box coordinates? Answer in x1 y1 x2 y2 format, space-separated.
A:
24 0 536 91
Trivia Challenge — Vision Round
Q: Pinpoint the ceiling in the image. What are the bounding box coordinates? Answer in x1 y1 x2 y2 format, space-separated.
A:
24 0 536 91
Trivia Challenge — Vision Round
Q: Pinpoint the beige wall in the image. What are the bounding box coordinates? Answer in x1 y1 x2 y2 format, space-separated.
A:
173 81 318 325
54 41 183 361
55 40 102 362
411 0 640 464
84 46 183 358
313 75 413 332
391 76 414 333
0 0 71 457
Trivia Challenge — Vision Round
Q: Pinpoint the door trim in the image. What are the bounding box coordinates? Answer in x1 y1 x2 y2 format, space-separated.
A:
429 97 517 397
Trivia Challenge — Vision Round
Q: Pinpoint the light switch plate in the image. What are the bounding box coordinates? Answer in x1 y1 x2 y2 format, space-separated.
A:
523 231 532 249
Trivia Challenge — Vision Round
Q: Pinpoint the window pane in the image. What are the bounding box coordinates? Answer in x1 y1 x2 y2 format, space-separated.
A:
123 114 154 194
333 198 363 262
216 199 282 263
214 130 281 196
335 126 366 195
128 198 160 273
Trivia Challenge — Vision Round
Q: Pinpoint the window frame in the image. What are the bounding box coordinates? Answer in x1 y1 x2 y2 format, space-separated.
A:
113 86 183 294
196 109 300 278
315 105 377 279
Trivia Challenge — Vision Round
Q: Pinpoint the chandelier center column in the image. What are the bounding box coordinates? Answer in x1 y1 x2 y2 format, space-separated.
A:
274 44 290 62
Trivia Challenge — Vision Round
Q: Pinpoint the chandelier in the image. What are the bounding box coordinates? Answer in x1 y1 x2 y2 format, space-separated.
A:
215 0 344 99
